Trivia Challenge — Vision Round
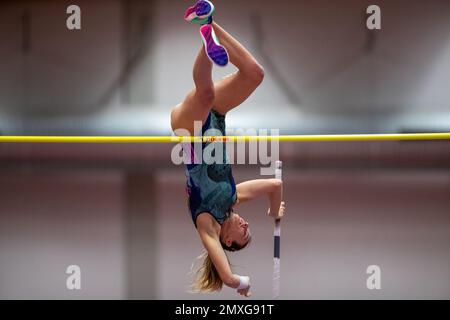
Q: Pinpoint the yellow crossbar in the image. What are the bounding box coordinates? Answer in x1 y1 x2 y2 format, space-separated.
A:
0 133 449 143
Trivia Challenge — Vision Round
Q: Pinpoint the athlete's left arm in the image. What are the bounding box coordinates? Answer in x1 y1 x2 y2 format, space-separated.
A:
236 179 284 218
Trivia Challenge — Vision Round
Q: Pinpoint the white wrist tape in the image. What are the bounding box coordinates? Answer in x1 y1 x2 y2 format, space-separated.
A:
237 275 250 290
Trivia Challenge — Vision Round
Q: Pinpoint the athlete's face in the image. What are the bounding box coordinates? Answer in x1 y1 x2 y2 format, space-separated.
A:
227 213 251 248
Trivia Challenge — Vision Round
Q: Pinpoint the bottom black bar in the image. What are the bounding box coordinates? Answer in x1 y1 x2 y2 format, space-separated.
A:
1 300 449 319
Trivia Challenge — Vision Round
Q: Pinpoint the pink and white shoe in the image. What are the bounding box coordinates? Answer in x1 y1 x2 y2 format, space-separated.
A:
200 24 229 67
184 0 215 23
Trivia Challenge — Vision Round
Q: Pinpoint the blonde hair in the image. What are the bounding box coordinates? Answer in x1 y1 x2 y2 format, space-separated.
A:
190 238 251 293
190 251 228 292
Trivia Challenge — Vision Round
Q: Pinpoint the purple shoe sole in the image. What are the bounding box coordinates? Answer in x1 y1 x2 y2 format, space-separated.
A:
200 24 229 67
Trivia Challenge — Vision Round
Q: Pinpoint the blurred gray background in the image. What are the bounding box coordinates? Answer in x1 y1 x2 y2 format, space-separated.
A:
0 0 449 299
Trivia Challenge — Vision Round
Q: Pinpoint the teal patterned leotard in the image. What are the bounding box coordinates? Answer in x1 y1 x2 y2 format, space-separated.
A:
183 109 237 228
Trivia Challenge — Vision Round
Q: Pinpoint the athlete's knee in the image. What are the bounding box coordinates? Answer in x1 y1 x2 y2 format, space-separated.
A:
245 63 265 86
195 87 215 107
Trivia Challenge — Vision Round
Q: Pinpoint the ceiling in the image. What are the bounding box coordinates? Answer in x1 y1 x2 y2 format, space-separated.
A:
0 0 449 135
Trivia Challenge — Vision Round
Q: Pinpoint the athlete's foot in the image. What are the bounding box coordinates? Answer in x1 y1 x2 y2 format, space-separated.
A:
193 15 213 25
200 24 229 67
185 0 215 23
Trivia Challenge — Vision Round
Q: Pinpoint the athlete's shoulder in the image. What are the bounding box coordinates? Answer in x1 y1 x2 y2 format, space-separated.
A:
196 212 220 237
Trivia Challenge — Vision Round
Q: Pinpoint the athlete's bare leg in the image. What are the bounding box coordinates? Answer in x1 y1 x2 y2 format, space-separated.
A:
171 22 264 135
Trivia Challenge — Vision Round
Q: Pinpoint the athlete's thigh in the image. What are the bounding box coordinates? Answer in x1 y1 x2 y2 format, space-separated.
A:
171 90 212 136
212 71 260 115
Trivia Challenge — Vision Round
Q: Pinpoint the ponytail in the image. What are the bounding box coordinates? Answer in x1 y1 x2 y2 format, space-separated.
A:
191 251 229 292
190 239 251 293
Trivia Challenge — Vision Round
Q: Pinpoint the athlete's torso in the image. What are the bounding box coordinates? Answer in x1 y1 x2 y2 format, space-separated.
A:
183 109 237 227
